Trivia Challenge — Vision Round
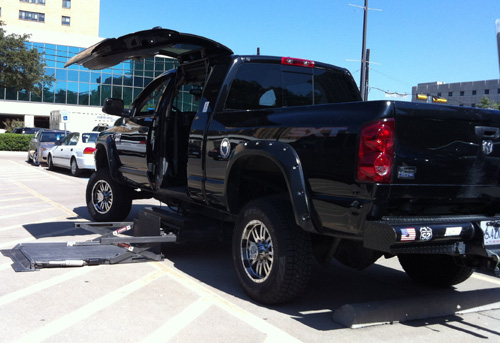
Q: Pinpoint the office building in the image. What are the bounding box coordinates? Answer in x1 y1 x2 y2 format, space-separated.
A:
0 0 176 129
412 80 500 107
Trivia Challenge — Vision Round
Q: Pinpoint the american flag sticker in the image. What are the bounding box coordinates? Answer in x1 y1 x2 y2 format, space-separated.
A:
400 228 416 241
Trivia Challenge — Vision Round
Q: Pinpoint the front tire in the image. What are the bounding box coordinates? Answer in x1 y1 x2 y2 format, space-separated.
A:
86 167 132 222
398 254 473 287
47 154 55 171
232 198 312 304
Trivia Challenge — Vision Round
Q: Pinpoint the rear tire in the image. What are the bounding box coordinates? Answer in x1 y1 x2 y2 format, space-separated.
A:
232 197 312 304
33 150 40 166
70 158 81 176
398 254 473 287
86 167 132 222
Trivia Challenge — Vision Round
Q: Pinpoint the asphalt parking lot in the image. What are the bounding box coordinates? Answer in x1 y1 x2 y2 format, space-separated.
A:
0 150 499 343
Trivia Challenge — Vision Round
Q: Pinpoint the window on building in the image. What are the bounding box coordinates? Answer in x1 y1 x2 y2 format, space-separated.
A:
472 90 477 95
485 89 490 95
62 16 70 25
460 91 464 96
498 88 500 94
20 0 46 4
62 0 71 8
448 92 453 97
19 10 45 22
437 92 441 97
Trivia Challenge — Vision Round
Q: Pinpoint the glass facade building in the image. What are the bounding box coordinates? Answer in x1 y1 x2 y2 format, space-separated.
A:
0 41 177 108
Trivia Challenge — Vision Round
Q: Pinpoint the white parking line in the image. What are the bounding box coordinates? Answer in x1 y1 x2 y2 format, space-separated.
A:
0 201 46 210
472 273 500 286
0 266 99 307
0 196 36 203
10 180 77 217
141 296 213 342
0 215 74 232
16 268 168 343
151 262 303 343
0 207 54 220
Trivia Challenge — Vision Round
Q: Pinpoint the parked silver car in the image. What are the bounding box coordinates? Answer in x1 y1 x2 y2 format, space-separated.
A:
27 129 67 166
47 132 98 176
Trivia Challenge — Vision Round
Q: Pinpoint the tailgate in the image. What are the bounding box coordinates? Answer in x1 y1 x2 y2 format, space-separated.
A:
393 102 500 196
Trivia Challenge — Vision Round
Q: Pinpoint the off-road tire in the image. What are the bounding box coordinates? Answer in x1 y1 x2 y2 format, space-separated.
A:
398 254 473 287
232 197 312 304
86 167 132 222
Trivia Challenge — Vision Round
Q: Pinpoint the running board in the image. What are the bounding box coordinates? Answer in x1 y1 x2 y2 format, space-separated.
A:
2 215 177 272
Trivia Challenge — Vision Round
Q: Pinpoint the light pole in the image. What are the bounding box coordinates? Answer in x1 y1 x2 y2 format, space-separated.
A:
360 0 368 101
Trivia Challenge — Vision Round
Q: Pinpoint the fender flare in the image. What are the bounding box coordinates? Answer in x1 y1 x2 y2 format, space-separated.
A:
95 135 121 180
225 140 319 233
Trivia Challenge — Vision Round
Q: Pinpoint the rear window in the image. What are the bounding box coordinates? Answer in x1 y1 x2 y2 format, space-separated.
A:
40 132 65 142
82 133 99 143
225 62 359 111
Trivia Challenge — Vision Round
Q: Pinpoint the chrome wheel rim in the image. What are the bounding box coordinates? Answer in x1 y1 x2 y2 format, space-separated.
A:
71 160 77 174
92 180 113 214
240 219 273 283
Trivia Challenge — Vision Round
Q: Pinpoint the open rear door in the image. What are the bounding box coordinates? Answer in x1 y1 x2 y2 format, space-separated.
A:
65 27 233 69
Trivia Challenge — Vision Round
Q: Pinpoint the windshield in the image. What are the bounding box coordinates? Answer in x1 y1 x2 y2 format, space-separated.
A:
40 132 65 142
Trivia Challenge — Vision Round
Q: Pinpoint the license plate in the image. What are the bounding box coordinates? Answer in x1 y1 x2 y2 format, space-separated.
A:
480 221 500 246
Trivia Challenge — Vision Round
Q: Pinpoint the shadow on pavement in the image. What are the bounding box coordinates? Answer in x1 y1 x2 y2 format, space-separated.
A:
160 240 500 334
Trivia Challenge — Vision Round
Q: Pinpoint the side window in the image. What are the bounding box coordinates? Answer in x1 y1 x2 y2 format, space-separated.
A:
60 134 72 145
225 64 281 110
70 133 79 145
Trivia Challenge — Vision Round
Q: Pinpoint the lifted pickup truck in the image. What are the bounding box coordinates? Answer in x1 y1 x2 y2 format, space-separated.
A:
66 28 500 304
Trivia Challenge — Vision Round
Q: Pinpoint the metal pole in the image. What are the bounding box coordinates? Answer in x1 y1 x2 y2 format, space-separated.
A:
365 48 370 100
360 0 368 101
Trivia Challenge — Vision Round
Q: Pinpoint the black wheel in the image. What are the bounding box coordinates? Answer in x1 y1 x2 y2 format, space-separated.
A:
86 167 132 222
47 154 55 171
70 158 81 176
232 198 312 304
398 254 473 287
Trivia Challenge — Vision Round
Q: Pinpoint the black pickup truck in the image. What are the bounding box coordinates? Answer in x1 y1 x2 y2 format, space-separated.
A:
66 28 500 304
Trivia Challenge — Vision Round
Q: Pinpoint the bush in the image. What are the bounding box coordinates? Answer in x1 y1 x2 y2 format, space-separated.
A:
0 133 33 151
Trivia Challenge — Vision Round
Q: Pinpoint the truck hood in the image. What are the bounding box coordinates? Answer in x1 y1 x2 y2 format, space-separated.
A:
65 27 233 70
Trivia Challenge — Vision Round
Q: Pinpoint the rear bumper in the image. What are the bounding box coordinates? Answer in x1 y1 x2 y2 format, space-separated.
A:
76 155 96 170
363 215 500 273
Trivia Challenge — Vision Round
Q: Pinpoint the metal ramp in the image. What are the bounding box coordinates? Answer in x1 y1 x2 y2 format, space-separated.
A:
2 209 178 272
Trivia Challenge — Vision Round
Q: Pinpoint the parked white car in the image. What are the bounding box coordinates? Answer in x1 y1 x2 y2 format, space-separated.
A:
47 132 98 176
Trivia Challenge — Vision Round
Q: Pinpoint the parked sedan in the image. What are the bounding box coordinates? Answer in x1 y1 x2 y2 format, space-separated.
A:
47 132 98 176
27 129 67 166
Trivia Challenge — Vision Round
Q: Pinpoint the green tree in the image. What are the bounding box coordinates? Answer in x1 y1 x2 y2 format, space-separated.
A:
0 20 53 95
477 96 500 110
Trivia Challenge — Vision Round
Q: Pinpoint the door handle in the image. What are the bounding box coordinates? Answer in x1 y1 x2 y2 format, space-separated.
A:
475 126 500 139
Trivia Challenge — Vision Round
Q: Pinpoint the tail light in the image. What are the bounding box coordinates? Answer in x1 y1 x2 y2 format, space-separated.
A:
281 57 315 68
83 147 96 155
357 118 395 183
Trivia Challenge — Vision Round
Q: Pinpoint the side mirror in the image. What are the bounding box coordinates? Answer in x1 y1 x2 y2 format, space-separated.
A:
102 98 130 117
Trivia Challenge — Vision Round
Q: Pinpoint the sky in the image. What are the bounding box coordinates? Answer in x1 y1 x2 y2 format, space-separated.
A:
99 0 500 101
